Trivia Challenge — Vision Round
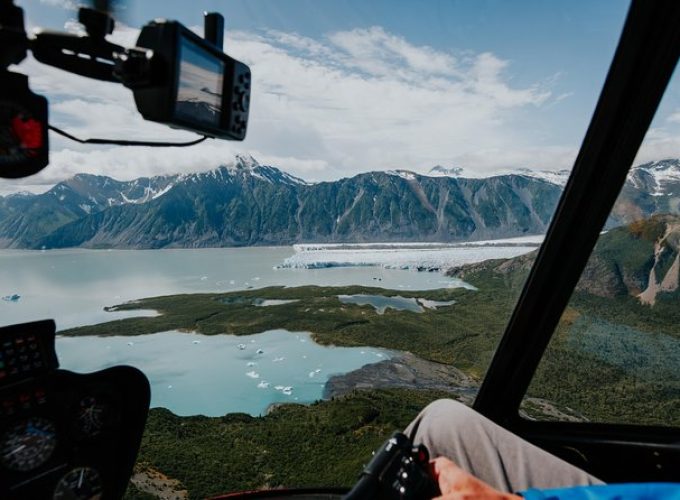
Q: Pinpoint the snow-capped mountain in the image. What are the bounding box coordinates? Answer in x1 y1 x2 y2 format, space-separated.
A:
0 156 677 249
627 159 680 196
0 156 564 248
59 173 179 212
427 165 571 186
173 154 311 187
513 168 571 187
428 165 465 177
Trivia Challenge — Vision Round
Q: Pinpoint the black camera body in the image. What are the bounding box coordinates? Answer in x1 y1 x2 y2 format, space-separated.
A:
344 432 440 500
129 19 251 140
0 72 49 178
0 2 252 179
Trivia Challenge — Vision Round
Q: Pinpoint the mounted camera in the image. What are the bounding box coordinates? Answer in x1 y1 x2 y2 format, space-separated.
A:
344 432 440 500
0 0 251 179
118 15 251 140
0 0 49 178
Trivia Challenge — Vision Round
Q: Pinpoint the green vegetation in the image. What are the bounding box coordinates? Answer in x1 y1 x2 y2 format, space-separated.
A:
454 218 680 426
127 389 453 500
123 484 157 500
61 283 521 377
527 307 680 426
79 216 679 498
570 291 680 338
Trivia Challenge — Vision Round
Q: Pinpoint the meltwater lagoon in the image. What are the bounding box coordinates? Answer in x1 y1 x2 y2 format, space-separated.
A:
56 330 391 417
2 241 539 417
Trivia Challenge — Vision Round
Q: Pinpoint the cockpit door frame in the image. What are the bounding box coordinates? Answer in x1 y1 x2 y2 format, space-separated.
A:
473 0 680 482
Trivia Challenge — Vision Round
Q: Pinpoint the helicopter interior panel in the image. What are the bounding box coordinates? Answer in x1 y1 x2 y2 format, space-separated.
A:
0 320 150 500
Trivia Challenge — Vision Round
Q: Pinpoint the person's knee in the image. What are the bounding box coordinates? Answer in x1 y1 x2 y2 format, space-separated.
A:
421 398 474 425
410 398 475 440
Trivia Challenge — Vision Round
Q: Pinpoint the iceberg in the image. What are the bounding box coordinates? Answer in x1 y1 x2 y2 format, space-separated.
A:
245 371 259 379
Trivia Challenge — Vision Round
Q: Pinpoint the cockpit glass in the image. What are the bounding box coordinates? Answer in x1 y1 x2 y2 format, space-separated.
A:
0 0 633 496
523 66 680 427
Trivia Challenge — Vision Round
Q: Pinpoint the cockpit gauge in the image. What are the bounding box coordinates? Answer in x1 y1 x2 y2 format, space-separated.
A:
53 467 103 500
76 396 106 438
0 416 57 471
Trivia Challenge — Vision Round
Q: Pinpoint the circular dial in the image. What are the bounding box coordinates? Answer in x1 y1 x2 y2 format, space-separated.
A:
53 467 103 500
0 417 57 471
77 396 106 438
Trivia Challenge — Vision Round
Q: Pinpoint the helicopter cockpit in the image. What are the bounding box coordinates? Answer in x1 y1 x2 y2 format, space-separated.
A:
0 0 678 499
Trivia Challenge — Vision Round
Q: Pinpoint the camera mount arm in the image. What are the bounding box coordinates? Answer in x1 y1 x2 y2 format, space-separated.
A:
0 0 251 179
30 7 123 82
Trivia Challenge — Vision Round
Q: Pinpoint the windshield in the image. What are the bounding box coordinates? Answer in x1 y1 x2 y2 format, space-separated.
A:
0 1 633 497
522 66 680 427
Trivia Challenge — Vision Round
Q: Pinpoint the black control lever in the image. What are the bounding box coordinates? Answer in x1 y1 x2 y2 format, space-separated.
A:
344 432 440 500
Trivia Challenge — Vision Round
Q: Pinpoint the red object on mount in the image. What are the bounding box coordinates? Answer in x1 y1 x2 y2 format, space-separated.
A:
11 115 44 152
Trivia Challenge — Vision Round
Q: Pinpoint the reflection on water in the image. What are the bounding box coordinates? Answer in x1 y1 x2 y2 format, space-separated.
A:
338 294 424 314
417 298 456 309
56 330 391 416
255 299 300 307
338 294 457 314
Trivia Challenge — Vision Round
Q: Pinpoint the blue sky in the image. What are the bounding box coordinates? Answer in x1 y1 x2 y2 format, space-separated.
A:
6 0 679 191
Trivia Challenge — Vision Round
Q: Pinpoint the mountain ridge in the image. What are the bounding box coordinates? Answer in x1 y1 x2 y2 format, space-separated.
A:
1 156 679 249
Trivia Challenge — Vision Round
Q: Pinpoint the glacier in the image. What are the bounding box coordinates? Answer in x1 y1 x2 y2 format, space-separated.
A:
277 236 542 273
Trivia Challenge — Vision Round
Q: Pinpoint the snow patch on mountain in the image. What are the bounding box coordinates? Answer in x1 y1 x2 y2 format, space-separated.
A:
185 155 312 186
514 168 571 186
387 170 417 181
628 159 680 195
426 165 570 184
428 165 465 177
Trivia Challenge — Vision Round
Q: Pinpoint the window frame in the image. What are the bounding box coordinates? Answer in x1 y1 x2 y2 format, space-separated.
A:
471 0 680 482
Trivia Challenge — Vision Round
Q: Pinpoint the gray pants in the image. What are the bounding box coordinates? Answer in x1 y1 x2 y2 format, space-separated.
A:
405 399 604 493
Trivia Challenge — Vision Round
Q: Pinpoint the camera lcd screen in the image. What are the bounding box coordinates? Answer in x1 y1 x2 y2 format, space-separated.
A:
174 36 224 127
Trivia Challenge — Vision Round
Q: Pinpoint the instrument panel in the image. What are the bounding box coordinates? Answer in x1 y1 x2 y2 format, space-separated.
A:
0 320 150 500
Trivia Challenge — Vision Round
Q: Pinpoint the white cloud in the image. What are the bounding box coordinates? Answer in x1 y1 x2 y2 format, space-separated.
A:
39 0 78 10
635 126 680 166
667 110 680 124
3 21 574 193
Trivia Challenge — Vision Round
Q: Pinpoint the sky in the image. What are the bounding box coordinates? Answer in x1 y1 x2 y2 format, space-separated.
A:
3 0 680 193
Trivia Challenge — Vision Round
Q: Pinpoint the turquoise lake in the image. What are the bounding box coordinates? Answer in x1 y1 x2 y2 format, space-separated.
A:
56 330 390 417
0 244 535 416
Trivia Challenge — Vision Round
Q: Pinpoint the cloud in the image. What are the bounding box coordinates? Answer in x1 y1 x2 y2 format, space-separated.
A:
4 20 573 193
635 125 680 166
667 110 680 124
39 0 78 10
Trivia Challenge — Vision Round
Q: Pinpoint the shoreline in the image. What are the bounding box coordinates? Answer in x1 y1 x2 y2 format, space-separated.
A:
323 351 479 405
